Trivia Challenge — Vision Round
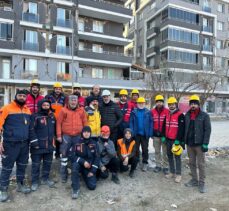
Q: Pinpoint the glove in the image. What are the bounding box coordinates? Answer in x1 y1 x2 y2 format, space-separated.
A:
174 140 180 145
161 137 166 143
201 144 208 152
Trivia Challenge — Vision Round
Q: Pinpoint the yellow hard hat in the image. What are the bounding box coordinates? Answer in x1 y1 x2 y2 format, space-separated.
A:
53 82 63 88
167 97 177 104
155 95 164 102
119 89 128 96
171 144 183 156
137 97 146 103
73 83 81 88
131 89 139 95
189 95 200 102
31 79 40 85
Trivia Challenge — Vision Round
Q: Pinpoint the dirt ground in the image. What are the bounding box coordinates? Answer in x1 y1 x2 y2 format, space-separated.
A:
1 150 229 211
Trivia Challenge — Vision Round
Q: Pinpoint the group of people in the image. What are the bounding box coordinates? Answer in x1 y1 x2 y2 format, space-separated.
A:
0 79 211 202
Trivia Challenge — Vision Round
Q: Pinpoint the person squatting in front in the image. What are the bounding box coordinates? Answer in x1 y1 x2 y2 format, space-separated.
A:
97 126 120 184
56 95 87 183
71 126 99 199
117 128 138 178
162 97 185 183
0 90 31 202
29 99 56 191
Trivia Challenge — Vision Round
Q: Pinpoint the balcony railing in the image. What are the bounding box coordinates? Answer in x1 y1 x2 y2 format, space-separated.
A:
56 73 72 81
202 25 213 33
81 48 131 57
56 45 71 55
202 45 212 52
202 6 211 13
81 0 125 8
21 71 38 79
22 41 39 51
22 12 39 23
56 19 72 28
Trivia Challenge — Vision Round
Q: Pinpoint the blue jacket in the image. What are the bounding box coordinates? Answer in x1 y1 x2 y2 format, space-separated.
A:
130 108 153 138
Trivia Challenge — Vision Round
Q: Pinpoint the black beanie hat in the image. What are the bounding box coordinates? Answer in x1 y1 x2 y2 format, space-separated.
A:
87 96 98 105
124 128 133 136
81 126 91 134
15 89 27 96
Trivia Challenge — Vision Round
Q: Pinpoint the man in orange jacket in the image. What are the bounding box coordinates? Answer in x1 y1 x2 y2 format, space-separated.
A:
56 95 87 183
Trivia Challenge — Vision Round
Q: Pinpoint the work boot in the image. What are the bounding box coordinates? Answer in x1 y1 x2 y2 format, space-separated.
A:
153 166 161 173
163 168 169 175
175 175 182 183
165 173 175 179
31 183 39 192
199 182 206 193
111 174 120 184
142 164 148 172
184 179 199 187
41 179 55 188
0 188 9 202
129 170 135 178
17 183 31 194
72 189 80 199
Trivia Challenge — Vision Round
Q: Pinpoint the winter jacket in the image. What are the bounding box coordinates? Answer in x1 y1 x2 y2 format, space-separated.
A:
117 101 133 123
0 101 31 142
56 106 87 138
45 92 66 118
151 107 169 137
117 138 136 160
97 138 116 167
130 108 153 139
29 101 56 154
99 100 123 132
85 106 101 137
74 137 100 174
26 93 44 114
184 110 211 146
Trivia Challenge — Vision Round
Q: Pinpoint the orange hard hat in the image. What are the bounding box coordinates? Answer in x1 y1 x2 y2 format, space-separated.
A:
101 125 110 135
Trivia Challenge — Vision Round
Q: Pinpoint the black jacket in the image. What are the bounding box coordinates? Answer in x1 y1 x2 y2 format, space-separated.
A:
184 110 211 146
99 100 123 132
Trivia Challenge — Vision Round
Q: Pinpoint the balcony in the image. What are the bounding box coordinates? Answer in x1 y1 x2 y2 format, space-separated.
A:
202 26 213 33
56 73 72 81
202 6 211 13
202 45 213 52
78 0 132 23
56 19 72 28
146 27 159 38
53 0 74 7
22 12 39 23
78 49 132 66
56 46 71 55
21 71 38 80
203 65 212 71
22 41 39 51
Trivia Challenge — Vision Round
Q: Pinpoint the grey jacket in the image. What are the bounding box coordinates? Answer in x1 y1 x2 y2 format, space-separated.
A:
97 138 116 167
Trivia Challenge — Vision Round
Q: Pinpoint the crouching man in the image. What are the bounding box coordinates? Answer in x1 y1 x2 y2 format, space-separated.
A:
71 126 99 199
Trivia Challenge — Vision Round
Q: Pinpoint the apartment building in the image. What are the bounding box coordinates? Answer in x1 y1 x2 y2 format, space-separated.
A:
126 0 229 114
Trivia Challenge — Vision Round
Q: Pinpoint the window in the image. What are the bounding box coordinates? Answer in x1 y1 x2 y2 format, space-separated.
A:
216 40 223 49
147 20 155 29
57 8 70 20
92 68 103 79
147 38 155 48
24 59 37 73
162 9 168 21
217 21 224 31
108 69 116 79
2 60 10 79
25 30 37 43
93 20 103 33
167 50 198 64
78 42 84 50
92 44 103 53
0 23 12 40
217 3 225 13
23 2 37 14
78 18 84 31
147 56 155 67
57 62 70 74
57 35 69 47
203 56 211 68
161 29 168 42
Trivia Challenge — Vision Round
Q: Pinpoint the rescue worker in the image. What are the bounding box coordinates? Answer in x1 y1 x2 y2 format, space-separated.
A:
130 97 153 171
97 126 120 184
85 96 101 141
56 95 87 183
45 82 66 159
71 126 99 199
151 95 169 174
162 97 185 183
117 89 132 138
99 90 123 148
0 90 31 202
86 84 103 106
184 95 211 193
72 83 85 107
25 79 44 114
129 89 139 110
29 99 56 191
117 128 138 178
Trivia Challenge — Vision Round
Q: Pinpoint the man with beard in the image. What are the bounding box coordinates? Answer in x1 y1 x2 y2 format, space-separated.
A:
45 82 66 159
99 90 123 148
26 79 44 114
72 83 85 107
86 84 103 106
56 95 87 183
184 95 211 193
0 90 31 202
29 99 56 191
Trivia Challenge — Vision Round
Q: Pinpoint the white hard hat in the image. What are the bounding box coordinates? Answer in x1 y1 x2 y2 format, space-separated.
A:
102 90 111 96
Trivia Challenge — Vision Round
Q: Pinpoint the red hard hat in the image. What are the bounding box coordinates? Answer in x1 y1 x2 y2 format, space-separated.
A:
101 125 110 135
